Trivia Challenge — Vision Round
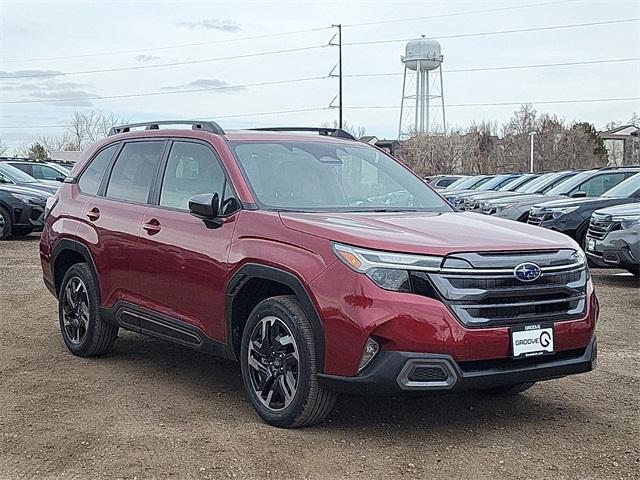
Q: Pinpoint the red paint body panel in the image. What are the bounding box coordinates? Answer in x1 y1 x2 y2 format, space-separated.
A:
41 129 597 381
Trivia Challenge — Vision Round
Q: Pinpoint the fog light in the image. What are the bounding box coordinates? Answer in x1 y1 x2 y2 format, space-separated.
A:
358 337 380 372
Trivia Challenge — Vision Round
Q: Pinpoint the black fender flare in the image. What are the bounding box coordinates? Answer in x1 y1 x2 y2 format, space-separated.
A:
51 239 101 302
225 263 325 372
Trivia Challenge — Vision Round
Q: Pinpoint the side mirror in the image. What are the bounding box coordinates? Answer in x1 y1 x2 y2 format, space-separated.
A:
189 193 222 229
571 191 587 198
55 176 66 182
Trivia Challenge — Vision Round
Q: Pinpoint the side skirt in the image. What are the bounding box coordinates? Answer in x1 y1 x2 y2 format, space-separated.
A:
100 301 229 358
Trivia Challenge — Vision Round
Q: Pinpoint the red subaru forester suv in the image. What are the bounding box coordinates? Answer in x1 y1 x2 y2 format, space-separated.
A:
40 121 597 428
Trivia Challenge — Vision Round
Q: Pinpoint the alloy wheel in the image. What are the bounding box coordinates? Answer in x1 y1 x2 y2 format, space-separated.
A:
61 277 90 345
247 316 299 412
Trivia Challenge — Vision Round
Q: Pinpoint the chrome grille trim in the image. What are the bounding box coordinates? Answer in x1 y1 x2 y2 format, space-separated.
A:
426 250 588 328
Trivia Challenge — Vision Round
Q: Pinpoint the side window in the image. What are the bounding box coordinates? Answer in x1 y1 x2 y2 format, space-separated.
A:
159 142 226 210
106 141 164 203
12 164 33 177
33 165 62 180
78 144 118 195
571 173 626 197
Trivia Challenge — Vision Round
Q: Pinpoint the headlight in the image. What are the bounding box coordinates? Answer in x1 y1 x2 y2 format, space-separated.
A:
544 206 580 219
612 214 640 229
332 243 443 291
10 193 43 204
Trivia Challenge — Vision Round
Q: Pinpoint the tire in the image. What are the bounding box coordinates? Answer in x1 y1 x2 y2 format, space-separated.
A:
240 295 337 428
58 263 118 357
0 206 12 240
482 382 535 396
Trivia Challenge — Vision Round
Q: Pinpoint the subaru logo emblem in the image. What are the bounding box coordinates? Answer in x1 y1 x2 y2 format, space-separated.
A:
514 262 542 282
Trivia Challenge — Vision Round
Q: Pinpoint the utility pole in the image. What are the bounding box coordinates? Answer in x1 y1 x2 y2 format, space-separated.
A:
529 131 537 172
330 24 343 129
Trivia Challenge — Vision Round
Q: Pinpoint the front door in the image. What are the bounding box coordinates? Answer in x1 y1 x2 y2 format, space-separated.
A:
138 140 239 342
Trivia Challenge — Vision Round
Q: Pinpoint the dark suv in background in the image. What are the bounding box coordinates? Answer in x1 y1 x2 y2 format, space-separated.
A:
40 121 597 428
528 169 640 246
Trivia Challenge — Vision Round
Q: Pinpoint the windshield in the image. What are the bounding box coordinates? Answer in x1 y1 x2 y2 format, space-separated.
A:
476 174 516 191
0 162 38 183
499 174 538 192
445 176 475 190
603 172 640 198
546 171 597 195
519 172 560 193
231 141 452 212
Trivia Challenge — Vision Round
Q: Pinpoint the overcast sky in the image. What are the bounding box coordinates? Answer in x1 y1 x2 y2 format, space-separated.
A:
1 0 639 151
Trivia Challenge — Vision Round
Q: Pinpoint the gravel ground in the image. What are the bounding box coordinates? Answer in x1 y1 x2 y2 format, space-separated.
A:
0 236 638 480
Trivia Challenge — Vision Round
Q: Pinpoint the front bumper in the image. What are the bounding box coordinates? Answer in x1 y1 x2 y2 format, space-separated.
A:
585 229 640 270
319 335 597 395
12 202 45 231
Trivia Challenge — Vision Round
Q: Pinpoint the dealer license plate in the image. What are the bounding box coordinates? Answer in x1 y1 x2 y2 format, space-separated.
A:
511 324 554 358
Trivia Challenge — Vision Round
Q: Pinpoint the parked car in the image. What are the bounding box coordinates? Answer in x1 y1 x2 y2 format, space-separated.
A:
485 167 639 223
40 121 597 428
3 159 70 182
527 173 640 247
456 173 542 211
0 184 50 239
443 173 522 208
481 170 579 219
0 162 60 194
427 175 466 190
442 174 495 193
585 203 640 276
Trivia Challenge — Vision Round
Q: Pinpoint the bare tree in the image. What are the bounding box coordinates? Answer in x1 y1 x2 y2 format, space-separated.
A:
0 139 8 156
66 111 127 150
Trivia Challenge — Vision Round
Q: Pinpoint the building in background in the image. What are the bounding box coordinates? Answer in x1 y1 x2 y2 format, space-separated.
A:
599 125 639 166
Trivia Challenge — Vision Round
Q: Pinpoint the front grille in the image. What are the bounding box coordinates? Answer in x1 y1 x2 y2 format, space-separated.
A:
424 250 588 328
527 211 551 226
587 216 619 240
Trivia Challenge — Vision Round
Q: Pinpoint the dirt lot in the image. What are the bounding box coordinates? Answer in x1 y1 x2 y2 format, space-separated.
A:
0 236 638 480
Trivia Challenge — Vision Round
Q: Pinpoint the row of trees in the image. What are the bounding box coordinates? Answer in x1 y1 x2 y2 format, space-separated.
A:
1 107 637 173
396 105 631 177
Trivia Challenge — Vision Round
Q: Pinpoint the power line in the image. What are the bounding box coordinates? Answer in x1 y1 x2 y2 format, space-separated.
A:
343 0 578 28
0 27 334 65
345 97 640 109
0 76 328 105
2 98 638 130
0 107 331 129
0 0 576 65
344 18 640 46
0 44 329 80
344 58 640 78
3 57 635 105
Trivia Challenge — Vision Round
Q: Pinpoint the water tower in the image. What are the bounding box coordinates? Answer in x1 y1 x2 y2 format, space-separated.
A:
398 36 446 139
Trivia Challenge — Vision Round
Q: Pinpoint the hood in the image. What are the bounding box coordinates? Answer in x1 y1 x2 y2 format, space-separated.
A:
279 211 576 256
0 183 52 198
532 196 637 210
15 181 58 194
464 191 526 202
594 202 640 216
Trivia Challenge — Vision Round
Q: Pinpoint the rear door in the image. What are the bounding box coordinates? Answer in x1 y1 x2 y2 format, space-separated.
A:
81 140 166 308
138 139 240 342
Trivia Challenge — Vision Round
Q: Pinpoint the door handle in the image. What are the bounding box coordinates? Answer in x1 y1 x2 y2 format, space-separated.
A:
142 219 162 235
86 207 100 221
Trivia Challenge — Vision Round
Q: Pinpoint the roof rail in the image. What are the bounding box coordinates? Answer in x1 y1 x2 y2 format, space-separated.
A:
249 127 356 140
108 120 225 136
597 165 640 170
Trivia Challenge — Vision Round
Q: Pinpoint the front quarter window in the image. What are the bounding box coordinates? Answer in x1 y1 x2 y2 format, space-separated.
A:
231 140 451 212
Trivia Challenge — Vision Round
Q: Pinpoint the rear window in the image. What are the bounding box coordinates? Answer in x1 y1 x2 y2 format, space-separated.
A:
105 141 164 203
78 144 118 195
